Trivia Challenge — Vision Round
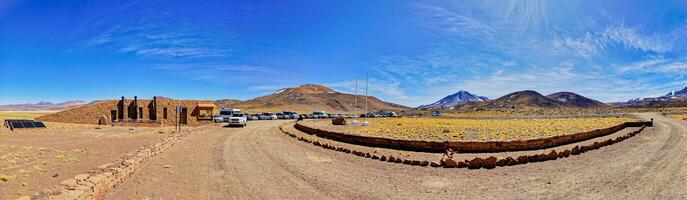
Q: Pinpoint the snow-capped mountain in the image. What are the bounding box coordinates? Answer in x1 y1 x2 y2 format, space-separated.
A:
659 86 687 100
614 86 687 107
418 90 489 109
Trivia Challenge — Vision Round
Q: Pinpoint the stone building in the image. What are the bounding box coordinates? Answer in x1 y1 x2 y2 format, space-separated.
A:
38 96 217 126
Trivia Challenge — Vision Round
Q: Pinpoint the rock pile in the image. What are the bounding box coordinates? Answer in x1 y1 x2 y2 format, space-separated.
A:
331 117 347 125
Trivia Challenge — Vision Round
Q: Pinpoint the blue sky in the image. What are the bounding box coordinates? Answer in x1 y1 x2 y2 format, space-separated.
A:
1 0 687 106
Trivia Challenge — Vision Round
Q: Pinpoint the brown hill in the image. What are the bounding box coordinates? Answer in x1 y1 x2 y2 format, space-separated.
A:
481 90 562 109
214 99 242 108
228 84 409 113
546 92 609 108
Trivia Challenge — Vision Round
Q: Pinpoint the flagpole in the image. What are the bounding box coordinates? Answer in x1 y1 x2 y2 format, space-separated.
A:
354 79 358 120
365 73 368 122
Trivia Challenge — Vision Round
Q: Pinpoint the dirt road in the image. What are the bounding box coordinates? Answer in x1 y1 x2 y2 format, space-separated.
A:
106 113 687 200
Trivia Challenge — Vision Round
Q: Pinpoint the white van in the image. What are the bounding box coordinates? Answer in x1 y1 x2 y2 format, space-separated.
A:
220 108 242 122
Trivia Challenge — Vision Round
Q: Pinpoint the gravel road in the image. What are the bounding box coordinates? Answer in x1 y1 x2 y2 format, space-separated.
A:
105 113 687 200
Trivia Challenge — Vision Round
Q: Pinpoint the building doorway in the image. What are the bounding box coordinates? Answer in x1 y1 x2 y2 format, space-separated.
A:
110 110 117 122
179 107 188 124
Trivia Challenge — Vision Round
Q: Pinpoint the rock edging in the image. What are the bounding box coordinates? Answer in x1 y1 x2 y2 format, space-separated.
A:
294 121 652 153
280 123 648 170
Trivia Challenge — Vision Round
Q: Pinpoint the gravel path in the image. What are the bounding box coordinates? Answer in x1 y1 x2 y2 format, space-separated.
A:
105 113 687 200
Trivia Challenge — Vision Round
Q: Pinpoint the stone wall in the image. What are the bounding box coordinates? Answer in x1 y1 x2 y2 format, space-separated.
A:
294 121 652 153
281 122 648 170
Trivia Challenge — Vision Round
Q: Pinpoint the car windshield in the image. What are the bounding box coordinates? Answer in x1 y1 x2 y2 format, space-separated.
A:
220 111 232 115
232 114 243 117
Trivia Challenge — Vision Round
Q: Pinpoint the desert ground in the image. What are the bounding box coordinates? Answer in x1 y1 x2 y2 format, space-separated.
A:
98 113 687 200
0 112 181 198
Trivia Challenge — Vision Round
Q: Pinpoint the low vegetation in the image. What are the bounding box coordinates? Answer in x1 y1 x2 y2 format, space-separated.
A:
667 113 687 120
0 112 48 121
344 117 637 141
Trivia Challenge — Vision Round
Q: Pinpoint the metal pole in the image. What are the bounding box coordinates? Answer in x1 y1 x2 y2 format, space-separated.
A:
365 73 368 121
354 79 357 120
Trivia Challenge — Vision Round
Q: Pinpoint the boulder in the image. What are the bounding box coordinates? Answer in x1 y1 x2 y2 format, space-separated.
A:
443 159 458 168
517 156 529 164
528 155 539 163
420 161 430 166
537 153 549 161
483 156 497 169
548 150 558 160
457 161 468 168
506 157 519 166
372 155 380 160
332 117 347 125
388 156 396 162
380 155 387 161
559 150 570 158
98 115 108 125
496 158 507 167
394 158 403 163
571 146 580 155
411 160 421 166
430 161 441 167
468 158 483 169
402 159 412 165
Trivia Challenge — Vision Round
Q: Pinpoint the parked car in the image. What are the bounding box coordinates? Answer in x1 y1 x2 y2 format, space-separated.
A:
213 116 224 123
276 113 285 119
220 108 242 122
313 111 327 118
306 114 315 119
432 111 443 117
247 114 259 120
227 113 247 127
283 111 299 119
384 111 398 117
260 112 278 120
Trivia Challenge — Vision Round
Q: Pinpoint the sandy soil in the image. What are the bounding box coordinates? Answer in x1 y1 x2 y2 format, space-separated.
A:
104 113 687 199
0 122 173 199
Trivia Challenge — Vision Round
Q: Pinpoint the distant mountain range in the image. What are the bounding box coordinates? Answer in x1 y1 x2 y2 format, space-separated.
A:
613 86 687 107
0 100 86 111
424 90 609 110
216 84 409 113
418 90 489 109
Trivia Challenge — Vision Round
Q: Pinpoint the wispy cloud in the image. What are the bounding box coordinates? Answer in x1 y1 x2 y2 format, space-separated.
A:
81 23 231 59
412 4 495 40
556 22 685 58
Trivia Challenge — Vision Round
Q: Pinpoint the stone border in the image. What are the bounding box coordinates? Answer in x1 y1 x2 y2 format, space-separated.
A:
294 121 652 153
281 123 648 169
17 125 214 200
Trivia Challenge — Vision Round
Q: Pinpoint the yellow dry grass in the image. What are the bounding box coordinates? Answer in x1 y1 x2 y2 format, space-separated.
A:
0 112 49 121
667 114 687 120
345 117 637 141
